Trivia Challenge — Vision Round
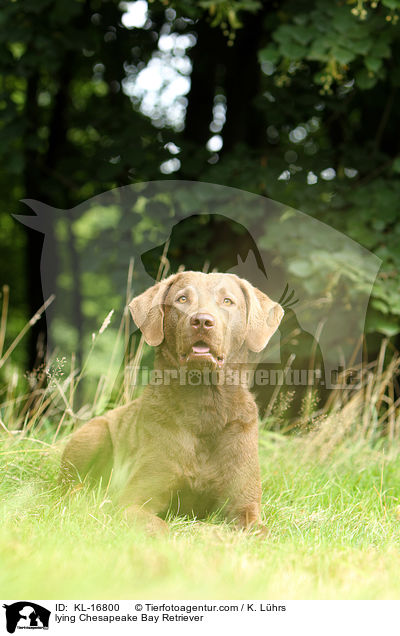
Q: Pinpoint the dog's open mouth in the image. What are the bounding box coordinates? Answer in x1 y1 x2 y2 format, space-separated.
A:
179 340 225 367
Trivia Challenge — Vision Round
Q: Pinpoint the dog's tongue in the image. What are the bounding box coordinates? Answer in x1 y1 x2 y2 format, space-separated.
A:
192 343 210 354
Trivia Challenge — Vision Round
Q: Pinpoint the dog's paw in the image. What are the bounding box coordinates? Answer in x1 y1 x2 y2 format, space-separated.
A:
144 515 170 536
123 506 169 536
250 523 270 539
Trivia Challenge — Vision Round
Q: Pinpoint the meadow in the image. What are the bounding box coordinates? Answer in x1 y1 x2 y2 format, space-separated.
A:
1 422 400 599
1 291 400 600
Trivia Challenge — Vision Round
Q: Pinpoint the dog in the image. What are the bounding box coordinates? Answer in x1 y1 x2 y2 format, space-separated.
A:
59 271 284 533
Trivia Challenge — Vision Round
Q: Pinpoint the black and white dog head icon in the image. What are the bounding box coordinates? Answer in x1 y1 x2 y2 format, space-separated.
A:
2 602 50 634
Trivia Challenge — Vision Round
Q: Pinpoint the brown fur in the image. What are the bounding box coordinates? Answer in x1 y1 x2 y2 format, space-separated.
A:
60 272 284 533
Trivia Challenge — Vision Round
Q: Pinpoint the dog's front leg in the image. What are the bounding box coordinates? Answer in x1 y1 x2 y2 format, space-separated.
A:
59 417 113 488
216 426 268 535
119 472 176 535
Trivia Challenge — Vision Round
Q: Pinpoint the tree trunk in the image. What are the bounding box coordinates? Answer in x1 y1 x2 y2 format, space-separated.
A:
24 73 47 370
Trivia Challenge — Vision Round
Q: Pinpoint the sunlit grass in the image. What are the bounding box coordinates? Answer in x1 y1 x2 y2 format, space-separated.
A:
1 276 400 599
1 427 400 600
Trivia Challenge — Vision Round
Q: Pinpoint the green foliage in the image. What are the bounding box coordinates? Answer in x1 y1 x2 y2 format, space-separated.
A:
199 0 261 30
190 0 400 340
258 1 399 93
0 0 400 371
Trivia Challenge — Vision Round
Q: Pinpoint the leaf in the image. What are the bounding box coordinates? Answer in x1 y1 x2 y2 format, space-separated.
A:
350 38 372 56
331 46 356 65
382 0 400 9
258 45 280 64
307 38 329 61
273 25 297 45
365 57 382 73
291 25 314 46
280 40 306 60
355 68 377 90
332 8 357 33
369 41 391 59
373 317 400 337
371 299 389 314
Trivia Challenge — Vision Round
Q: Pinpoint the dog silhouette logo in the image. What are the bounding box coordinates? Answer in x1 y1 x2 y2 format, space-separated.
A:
2 602 50 633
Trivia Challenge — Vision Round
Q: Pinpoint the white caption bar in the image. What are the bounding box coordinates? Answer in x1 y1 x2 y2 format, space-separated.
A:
2 600 400 635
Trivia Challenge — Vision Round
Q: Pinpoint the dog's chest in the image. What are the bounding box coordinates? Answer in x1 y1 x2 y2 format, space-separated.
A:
167 431 221 516
172 427 217 485
173 386 230 435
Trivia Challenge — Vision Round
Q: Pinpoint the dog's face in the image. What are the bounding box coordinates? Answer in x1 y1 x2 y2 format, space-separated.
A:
129 271 283 369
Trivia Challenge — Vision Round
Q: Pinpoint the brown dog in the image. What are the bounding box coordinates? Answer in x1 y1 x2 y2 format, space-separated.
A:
60 272 284 533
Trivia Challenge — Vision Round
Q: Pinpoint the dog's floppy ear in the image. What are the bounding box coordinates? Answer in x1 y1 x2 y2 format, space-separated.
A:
128 275 176 346
239 278 284 352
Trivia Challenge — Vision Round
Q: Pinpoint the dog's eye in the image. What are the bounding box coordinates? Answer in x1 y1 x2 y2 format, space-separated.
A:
223 297 233 305
177 295 187 304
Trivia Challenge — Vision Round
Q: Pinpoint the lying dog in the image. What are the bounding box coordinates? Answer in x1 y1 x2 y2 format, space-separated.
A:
60 271 284 533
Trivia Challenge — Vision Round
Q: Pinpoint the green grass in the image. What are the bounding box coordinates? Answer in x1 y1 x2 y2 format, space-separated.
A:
1 426 400 600
1 293 399 599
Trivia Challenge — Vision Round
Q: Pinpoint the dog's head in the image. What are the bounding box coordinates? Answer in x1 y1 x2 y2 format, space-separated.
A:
129 271 284 369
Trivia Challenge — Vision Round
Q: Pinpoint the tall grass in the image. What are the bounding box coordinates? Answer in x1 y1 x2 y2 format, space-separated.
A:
0 278 400 600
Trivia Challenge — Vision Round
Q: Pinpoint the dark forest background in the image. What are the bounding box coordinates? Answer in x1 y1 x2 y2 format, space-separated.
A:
0 0 399 387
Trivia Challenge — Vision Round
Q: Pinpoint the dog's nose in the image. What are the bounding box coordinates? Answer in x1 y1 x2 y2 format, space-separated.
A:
190 313 215 330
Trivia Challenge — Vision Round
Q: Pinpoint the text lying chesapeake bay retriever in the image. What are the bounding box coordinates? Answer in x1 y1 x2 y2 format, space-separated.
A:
60 272 284 533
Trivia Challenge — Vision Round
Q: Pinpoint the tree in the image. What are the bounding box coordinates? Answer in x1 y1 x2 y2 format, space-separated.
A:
0 0 399 374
